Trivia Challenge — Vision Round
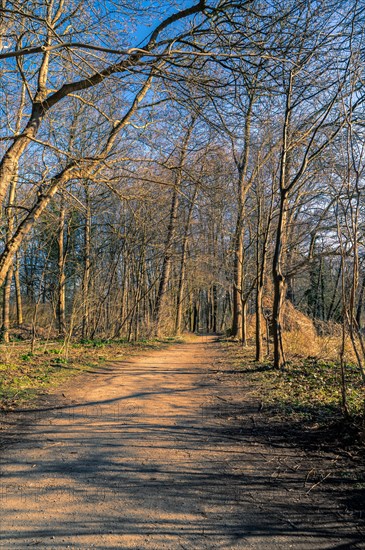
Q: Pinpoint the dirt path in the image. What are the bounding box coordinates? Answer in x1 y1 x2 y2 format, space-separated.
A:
0 336 363 549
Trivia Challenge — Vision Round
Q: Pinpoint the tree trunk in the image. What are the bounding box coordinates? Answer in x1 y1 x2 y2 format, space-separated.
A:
193 302 198 333
154 120 195 336
255 284 263 360
356 275 365 330
272 72 292 369
154 186 179 335
82 184 91 339
231 98 253 337
241 299 248 346
212 284 218 333
1 169 18 342
14 254 23 326
57 195 66 336
255 193 272 362
231 178 245 338
175 238 187 335
175 185 198 335
272 190 288 369
1 267 13 343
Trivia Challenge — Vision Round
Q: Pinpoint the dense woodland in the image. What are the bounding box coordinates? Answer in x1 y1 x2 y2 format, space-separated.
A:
1 0 365 397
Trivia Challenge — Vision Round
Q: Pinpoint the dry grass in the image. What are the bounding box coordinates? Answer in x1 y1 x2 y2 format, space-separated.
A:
282 328 358 365
282 329 321 357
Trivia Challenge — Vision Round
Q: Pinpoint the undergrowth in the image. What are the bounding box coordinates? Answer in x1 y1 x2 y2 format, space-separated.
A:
220 340 365 428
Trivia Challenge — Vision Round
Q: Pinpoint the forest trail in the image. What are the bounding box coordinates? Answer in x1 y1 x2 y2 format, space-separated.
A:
0 335 363 549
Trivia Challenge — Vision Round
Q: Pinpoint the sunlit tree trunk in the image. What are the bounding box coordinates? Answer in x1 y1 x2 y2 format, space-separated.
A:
57 194 66 336
255 190 273 361
1 172 17 342
1 79 26 341
272 71 292 369
154 185 179 336
175 185 198 334
155 120 195 336
82 184 91 339
14 253 23 326
231 98 253 337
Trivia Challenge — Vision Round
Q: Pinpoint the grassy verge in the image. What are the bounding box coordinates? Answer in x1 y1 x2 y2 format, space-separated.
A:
218 339 365 522
0 336 183 411
219 340 365 443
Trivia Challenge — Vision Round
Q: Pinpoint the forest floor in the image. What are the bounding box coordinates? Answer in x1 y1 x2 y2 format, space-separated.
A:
0 334 364 549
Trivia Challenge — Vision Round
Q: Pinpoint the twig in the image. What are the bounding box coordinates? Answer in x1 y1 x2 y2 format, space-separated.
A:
306 472 332 494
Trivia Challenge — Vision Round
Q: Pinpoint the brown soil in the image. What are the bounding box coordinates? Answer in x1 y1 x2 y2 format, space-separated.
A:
0 335 364 549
